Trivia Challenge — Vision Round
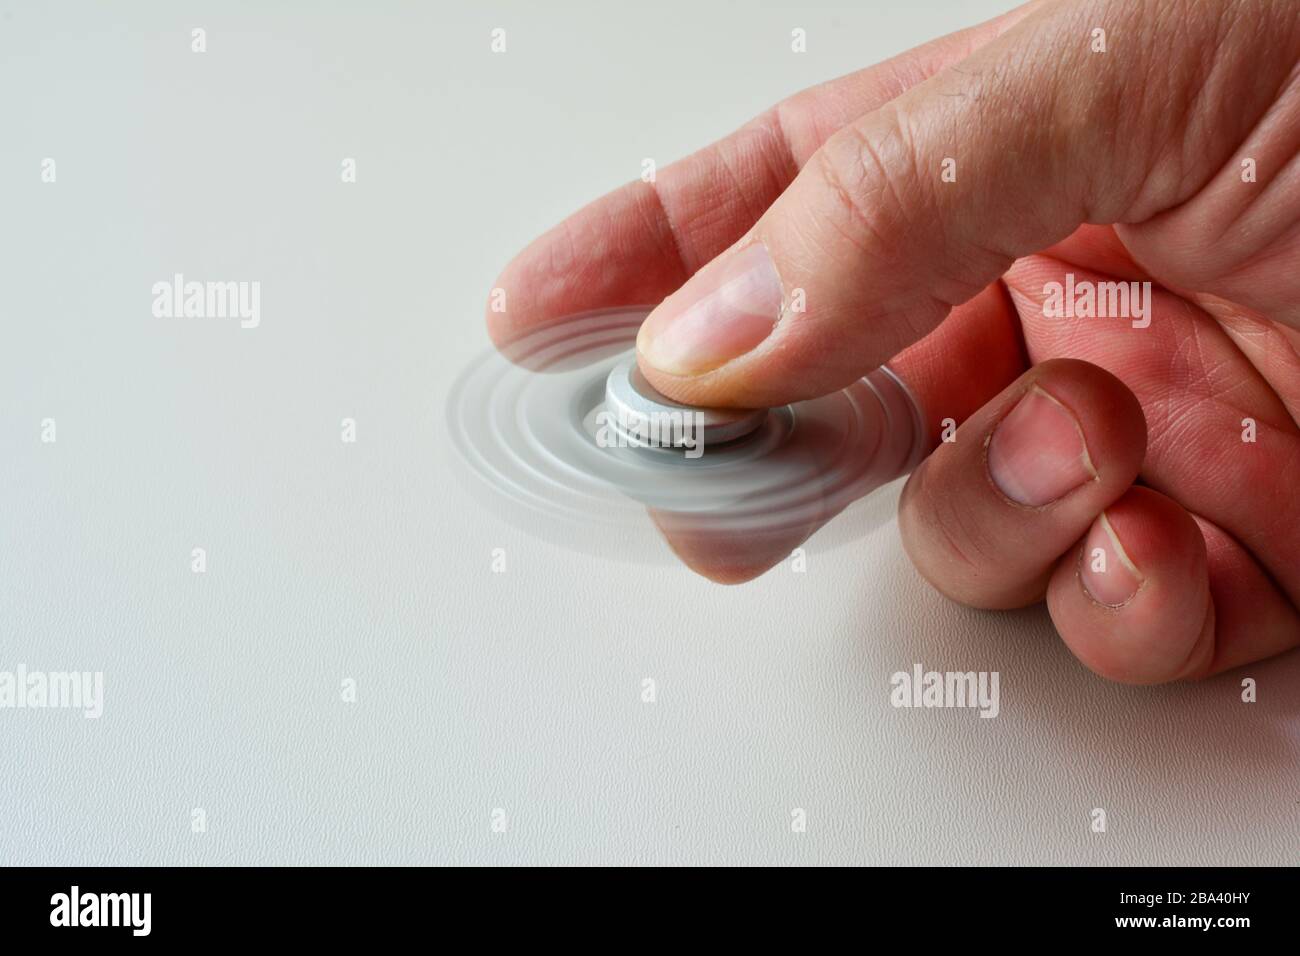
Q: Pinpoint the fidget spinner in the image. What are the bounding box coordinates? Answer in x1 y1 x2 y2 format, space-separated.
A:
447 307 926 578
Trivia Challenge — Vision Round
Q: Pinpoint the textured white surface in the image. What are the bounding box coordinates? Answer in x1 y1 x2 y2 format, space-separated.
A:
1 0 1296 866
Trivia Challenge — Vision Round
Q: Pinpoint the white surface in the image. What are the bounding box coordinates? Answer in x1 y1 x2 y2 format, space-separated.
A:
1 0 1295 866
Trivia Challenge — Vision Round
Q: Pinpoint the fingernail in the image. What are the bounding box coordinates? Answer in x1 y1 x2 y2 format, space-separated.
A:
986 385 1097 506
637 242 784 376
1080 512 1143 606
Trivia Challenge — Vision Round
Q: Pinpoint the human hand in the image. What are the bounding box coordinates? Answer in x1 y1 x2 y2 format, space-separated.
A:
488 0 1300 683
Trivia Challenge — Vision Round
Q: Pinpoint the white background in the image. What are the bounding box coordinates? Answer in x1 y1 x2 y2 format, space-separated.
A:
1 0 1295 865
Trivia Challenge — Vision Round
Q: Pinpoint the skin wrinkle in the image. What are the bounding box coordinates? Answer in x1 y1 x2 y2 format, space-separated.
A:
908 461 992 581
633 182 687 278
1127 7 1300 245
1193 514 1300 673
1092 240 1300 424
1127 331 1300 614
1163 313 1288 436
924 68 1042 303
1196 504 1300 655
826 106 995 316
945 43 1076 262
713 126 781 235
1083 43 1143 218
1018 7 1110 222
838 115 913 237
1137 0 1199 206
1210 302 1300 424
879 98 926 222
1119 77 1300 307
1171 6 1258 197
1188 4 1263 184
810 135 900 262
1156 1 1243 212
653 113 801 275
1230 204 1300 276
864 288 955 363
1096 2 1264 225
1216 84 1300 255
545 215 581 284
781 92 831 160
648 116 798 285
760 105 805 181
1094 320 1251 482
887 99 1014 310
1172 602 1218 681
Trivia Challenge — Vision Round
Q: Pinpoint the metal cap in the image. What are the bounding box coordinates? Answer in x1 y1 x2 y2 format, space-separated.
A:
603 359 768 449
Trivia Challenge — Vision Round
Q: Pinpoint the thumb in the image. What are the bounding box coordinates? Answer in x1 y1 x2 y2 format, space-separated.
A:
635 0 1300 408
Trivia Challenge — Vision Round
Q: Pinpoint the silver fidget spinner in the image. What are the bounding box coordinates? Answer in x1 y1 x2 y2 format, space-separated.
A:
447 307 926 573
602 359 768 450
